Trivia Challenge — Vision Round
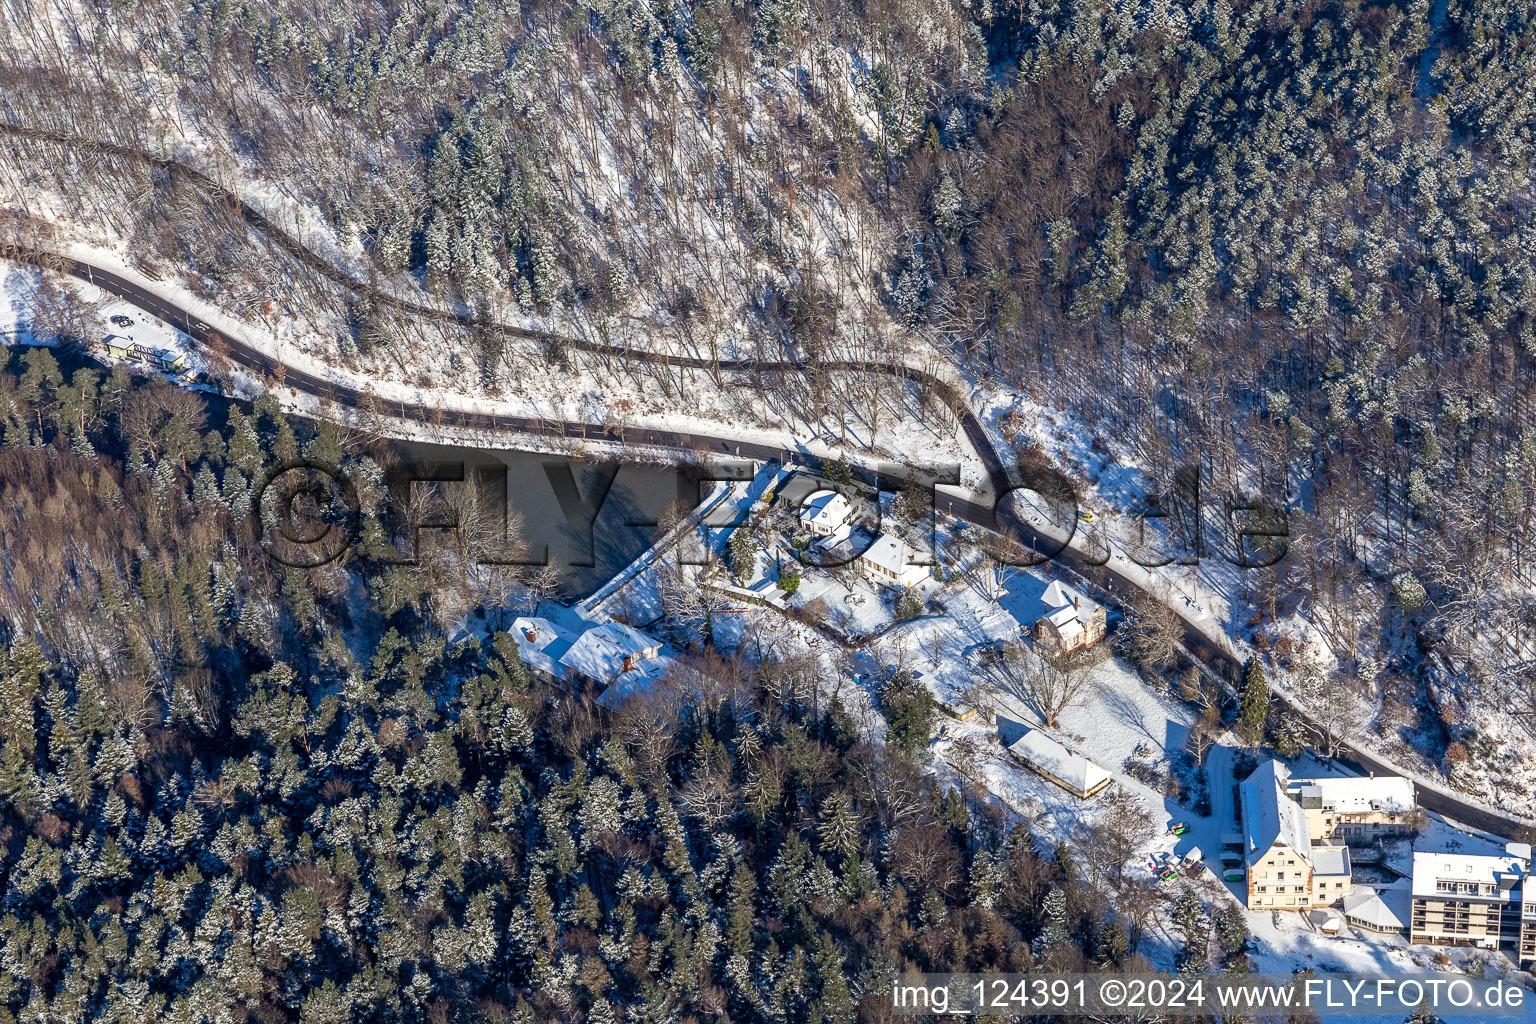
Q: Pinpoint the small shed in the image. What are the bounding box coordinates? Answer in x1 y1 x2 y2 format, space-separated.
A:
1307 909 1344 936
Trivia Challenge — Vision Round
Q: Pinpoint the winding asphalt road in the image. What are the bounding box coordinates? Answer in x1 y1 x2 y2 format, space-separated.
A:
3 244 1531 836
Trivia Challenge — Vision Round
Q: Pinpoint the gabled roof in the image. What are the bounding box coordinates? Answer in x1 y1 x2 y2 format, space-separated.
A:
1037 580 1100 634
1288 775 1415 815
799 489 852 528
511 613 663 686
597 655 675 711
860 532 908 575
512 616 578 678
1240 760 1312 868
1045 614 1084 643
1007 729 1112 796
1307 908 1344 932
559 621 660 683
1045 604 1079 627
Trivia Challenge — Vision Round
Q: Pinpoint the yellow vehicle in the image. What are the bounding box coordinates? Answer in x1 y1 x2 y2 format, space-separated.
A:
1077 509 1095 523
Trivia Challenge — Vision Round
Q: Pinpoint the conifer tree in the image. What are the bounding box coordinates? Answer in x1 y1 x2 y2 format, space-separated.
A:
1238 658 1270 746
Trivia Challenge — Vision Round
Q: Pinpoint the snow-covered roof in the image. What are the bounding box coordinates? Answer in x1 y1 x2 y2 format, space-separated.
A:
1048 614 1084 643
1240 760 1312 868
1007 729 1112 797
1045 604 1077 627
1343 888 1405 930
1288 775 1415 815
511 616 579 678
1312 845 1351 877
597 655 675 711
1410 852 1528 901
1307 909 1344 932
1037 580 1099 633
860 532 908 575
511 614 663 686
799 489 852 528
559 621 661 684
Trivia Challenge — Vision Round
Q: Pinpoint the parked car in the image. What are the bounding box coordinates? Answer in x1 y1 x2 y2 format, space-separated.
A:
110 314 133 328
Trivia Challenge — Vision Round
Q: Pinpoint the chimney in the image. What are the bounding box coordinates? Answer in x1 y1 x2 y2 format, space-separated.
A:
1072 595 1079 611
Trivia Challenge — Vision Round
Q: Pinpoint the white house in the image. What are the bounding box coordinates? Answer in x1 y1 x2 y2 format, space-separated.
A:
512 614 667 693
799 489 853 540
1410 847 1533 958
101 334 188 373
510 616 580 683
857 531 929 587
1005 729 1113 799
596 656 675 712
561 622 662 684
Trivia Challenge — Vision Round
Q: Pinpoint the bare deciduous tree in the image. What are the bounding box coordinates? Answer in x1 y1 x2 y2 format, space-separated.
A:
1002 641 1094 727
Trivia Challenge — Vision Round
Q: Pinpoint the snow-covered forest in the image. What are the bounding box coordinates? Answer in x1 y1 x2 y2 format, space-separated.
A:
0 349 1228 1022
2 0 1532 666
3 0 1536 1014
